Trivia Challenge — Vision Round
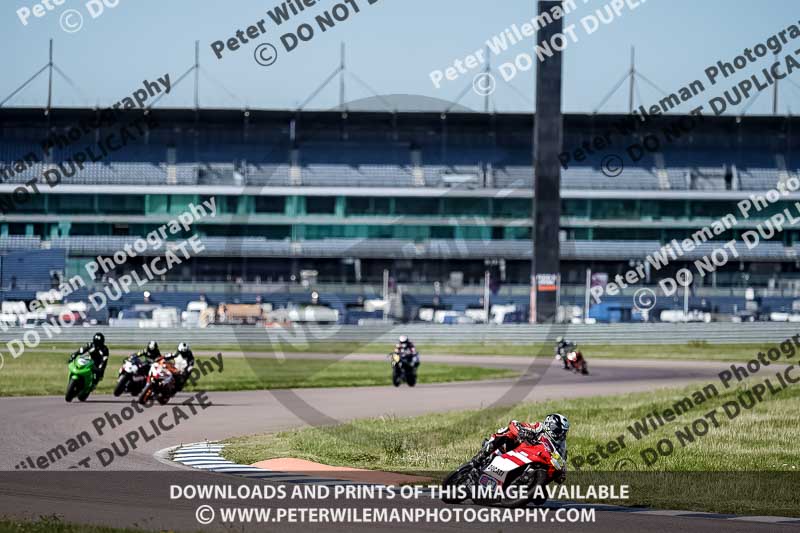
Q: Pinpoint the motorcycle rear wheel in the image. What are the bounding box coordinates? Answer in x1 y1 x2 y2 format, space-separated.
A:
65 378 80 403
406 369 417 387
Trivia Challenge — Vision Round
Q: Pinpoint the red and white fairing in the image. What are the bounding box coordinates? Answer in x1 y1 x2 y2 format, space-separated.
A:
479 435 565 489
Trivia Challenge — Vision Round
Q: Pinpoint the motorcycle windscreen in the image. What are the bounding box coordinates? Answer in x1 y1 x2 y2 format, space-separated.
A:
150 364 170 379
173 355 188 372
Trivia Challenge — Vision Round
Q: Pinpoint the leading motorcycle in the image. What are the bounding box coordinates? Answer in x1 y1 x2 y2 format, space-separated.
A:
137 354 186 405
441 433 566 508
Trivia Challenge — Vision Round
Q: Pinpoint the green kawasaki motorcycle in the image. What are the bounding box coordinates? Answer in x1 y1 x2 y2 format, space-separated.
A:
66 352 96 402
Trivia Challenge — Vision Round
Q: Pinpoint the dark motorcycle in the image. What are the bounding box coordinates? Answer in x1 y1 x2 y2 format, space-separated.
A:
390 349 418 387
113 354 151 397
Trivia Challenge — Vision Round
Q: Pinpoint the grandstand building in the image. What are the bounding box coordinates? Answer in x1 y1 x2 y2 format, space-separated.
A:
1 107 800 319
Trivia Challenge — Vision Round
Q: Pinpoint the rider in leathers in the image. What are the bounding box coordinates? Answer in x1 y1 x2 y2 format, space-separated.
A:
69 332 109 387
472 414 570 483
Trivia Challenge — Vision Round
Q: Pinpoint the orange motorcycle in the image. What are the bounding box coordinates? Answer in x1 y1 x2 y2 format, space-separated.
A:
565 350 589 375
137 355 183 405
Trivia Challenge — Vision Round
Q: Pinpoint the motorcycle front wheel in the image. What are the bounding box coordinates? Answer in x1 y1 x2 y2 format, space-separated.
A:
392 366 402 387
527 468 550 507
493 467 550 508
406 368 417 387
113 375 129 397
65 378 80 402
137 384 153 405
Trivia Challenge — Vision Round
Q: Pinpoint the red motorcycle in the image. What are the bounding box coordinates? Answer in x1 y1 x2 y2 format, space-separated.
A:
566 350 589 375
137 355 182 405
441 433 566 507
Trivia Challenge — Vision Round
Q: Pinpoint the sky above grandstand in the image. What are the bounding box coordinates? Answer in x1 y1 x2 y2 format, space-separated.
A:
2 0 800 115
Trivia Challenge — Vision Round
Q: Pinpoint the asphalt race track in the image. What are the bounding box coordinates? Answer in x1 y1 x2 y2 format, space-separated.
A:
0 356 734 471
1 355 797 532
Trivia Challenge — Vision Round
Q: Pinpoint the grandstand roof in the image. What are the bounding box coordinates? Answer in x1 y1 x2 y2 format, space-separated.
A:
1 106 798 134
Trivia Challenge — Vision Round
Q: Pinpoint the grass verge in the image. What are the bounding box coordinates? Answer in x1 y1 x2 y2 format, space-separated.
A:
0 516 148 533
222 376 800 516
0 353 516 397
5 340 787 361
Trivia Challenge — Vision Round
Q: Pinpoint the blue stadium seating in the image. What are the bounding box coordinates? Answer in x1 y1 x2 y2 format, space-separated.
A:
0 248 65 290
0 135 793 191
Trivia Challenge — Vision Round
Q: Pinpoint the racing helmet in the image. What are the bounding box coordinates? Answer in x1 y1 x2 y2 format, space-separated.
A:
398 335 409 344
93 332 105 346
177 342 189 354
555 336 564 344
147 340 159 354
543 413 570 440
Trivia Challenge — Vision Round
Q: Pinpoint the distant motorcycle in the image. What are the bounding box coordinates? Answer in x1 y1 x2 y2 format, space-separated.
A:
390 349 418 387
113 354 150 397
565 350 589 375
137 354 186 405
441 433 566 507
66 353 96 402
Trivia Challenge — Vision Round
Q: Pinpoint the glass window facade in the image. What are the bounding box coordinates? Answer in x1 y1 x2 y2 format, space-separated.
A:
0 193 786 244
